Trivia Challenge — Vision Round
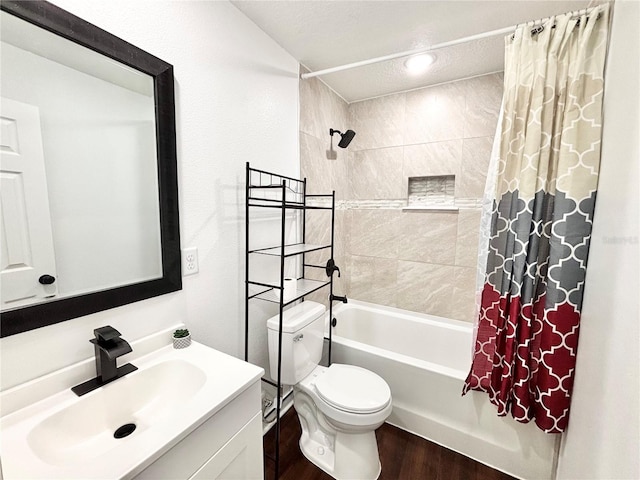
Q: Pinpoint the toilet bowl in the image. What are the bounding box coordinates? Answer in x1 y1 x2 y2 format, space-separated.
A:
267 302 392 480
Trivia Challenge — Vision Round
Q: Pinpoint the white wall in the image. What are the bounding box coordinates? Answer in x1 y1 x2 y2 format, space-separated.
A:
557 1 640 478
0 0 299 390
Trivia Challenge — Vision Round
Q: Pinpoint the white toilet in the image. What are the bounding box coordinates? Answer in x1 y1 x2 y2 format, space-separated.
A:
267 301 392 480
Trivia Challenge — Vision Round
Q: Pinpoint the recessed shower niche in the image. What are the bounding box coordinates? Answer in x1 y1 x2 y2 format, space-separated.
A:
406 175 458 210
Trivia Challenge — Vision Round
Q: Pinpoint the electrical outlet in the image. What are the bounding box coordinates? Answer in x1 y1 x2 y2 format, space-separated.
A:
182 247 199 276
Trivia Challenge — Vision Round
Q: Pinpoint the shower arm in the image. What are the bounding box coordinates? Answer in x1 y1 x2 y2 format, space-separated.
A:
329 128 356 148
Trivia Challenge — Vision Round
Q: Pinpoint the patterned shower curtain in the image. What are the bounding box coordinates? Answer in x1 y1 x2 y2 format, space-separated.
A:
463 4 610 434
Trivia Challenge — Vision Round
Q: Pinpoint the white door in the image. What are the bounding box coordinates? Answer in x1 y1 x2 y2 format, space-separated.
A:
1 97 57 309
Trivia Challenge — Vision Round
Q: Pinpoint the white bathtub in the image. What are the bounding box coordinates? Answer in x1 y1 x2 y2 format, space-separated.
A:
328 300 558 480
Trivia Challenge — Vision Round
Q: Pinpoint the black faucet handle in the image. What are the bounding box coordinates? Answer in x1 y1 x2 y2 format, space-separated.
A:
325 258 341 278
94 325 122 343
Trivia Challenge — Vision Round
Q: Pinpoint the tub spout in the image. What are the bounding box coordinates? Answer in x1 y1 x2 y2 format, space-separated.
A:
331 294 348 304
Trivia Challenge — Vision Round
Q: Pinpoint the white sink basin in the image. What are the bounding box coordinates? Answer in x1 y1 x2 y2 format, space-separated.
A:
0 342 263 479
28 359 206 465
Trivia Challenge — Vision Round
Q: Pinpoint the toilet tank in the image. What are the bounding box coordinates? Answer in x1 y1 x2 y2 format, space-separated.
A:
266 301 326 385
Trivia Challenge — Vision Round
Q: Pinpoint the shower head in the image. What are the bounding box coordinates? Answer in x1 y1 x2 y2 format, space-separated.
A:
329 128 356 148
338 129 356 148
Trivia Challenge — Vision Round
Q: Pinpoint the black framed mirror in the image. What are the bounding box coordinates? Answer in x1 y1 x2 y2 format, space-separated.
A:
0 1 181 337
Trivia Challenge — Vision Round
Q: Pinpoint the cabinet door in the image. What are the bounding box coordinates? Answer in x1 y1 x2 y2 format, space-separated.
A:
190 412 263 480
133 383 261 480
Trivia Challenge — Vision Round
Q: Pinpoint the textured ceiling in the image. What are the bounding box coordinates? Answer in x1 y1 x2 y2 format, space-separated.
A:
231 0 592 102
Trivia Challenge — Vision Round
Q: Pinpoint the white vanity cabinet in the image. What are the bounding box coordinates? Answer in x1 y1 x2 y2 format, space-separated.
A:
134 381 263 480
0 336 265 480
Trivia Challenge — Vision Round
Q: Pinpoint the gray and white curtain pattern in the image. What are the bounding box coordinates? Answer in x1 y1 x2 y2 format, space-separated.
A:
464 4 610 433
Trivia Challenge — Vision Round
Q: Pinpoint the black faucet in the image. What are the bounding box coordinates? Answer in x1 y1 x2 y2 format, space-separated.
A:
71 326 138 396
91 326 133 382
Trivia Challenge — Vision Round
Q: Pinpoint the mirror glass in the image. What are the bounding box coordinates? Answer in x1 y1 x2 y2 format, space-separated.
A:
0 2 180 337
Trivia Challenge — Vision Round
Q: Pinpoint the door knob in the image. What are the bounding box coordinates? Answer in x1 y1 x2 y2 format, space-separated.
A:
39 274 56 285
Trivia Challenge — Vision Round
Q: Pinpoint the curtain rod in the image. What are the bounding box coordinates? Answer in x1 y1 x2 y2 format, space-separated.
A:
300 6 600 80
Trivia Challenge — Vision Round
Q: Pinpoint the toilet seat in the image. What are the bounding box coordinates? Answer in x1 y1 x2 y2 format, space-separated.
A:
313 364 391 414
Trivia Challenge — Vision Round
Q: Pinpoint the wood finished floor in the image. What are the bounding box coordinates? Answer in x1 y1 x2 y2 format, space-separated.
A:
264 408 516 480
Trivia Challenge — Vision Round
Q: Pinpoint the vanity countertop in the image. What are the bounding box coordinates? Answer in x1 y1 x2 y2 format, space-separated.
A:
0 341 263 479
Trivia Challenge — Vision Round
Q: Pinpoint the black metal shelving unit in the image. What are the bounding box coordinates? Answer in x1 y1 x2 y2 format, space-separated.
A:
244 162 338 480
244 162 339 479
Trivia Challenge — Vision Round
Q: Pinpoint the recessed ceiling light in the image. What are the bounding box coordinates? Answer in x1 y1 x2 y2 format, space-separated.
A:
404 53 436 75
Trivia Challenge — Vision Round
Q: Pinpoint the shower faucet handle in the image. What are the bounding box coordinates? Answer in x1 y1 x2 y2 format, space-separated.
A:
325 258 341 278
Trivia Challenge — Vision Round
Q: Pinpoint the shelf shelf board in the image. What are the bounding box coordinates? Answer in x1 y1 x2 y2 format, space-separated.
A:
247 197 304 205
402 205 459 212
248 185 297 191
249 278 329 305
247 201 332 210
247 285 274 300
249 243 331 258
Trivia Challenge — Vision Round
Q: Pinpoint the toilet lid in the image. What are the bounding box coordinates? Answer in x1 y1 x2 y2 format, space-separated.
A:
314 364 391 414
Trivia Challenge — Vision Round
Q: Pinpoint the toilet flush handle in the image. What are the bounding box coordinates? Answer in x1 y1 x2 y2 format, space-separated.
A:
294 334 304 342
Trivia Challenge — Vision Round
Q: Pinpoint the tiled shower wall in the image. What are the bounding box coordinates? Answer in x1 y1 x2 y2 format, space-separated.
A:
300 71 503 322
299 68 350 301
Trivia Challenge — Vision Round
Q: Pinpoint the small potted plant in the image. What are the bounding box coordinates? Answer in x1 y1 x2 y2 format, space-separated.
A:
173 328 191 349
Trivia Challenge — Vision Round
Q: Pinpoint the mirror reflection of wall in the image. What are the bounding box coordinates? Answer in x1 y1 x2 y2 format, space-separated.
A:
0 11 162 311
